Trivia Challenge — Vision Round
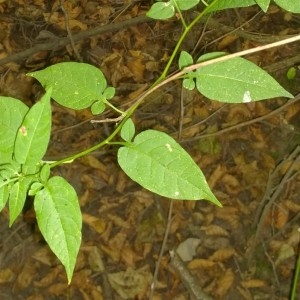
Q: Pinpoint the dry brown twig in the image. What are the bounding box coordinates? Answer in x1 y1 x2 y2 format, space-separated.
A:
0 15 151 66
169 250 214 300
246 145 300 264
60 0 82 61
149 200 174 300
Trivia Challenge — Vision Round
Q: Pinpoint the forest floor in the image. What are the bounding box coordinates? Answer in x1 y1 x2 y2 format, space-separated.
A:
1 1 300 299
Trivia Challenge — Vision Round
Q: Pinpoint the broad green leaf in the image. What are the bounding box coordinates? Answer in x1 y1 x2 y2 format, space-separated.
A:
179 51 193 69
14 89 52 166
146 2 175 20
195 52 293 103
34 176 82 283
255 0 270 12
0 97 29 163
118 130 221 205
274 0 300 13
9 177 32 226
206 0 256 12
28 62 109 111
174 0 200 10
120 118 135 142
0 184 9 212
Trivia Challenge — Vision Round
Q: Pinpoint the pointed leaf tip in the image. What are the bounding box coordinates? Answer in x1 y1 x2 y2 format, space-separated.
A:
118 130 221 206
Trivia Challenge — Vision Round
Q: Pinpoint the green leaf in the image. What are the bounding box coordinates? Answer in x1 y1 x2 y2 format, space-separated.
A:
0 160 20 180
9 177 32 226
179 51 193 69
28 62 109 111
120 118 135 142
146 2 175 20
91 101 105 115
40 164 50 182
28 182 43 196
255 0 270 12
286 67 297 80
195 52 293 103
0 184 9 212
206 0 256 12
118 130 221 205
103 87 115 99
34 176 82 283
14 89 52 165
0 97 29 163
274 0 300 13
174 0 200 10
183 78 195 90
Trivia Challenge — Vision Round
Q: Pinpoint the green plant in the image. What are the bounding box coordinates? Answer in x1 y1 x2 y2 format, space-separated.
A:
0 0 299 285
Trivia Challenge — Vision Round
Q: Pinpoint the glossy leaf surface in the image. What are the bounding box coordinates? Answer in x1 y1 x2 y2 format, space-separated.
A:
34 176 82 283
14 89 52 166
118 130 221 205
195 52 293 103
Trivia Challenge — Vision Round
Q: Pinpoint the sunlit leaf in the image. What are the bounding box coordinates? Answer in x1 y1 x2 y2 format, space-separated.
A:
206 0 256 12
255 0 270 12
146 2 175 20
120 118 135 142
118 130 221 205
9 177 32 226
34 176 82 283
14 89 52 165
179 51 193 69
0 97 29 163
0 183 9 212
195 52 293 103
273 0 300 13
174 0 200 10
28 62 108 111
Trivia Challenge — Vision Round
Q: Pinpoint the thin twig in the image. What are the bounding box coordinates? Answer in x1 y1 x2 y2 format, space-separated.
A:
149 200 174 300
268 210 300 242
0 15 151 66
181 94 300 142
178 87 185 140
169 250 214 300
247 146 300 264
262 242 280 288
60 0 82 61
90 115 124 124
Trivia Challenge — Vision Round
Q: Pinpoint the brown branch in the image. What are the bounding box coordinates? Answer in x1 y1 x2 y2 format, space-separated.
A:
181 94 300 143
60 0 82 61
149 201 174 300
169 250 214 300
0 15 151 66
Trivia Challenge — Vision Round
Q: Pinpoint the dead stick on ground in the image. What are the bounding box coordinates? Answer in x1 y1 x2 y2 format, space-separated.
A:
149 200 174 300
246 145 300 263
182 93 300 142
60 0 82 61
0 15 151 66
169 250 214 300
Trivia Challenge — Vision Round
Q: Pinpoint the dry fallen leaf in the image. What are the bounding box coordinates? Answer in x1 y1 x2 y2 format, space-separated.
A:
0 268 15 283
108 266 152 299
214 268 235 298
176 238 201 262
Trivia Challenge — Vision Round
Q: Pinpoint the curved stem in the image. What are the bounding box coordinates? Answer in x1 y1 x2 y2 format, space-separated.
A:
50 0 256 169
173 1 187 29
154 0 220 85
